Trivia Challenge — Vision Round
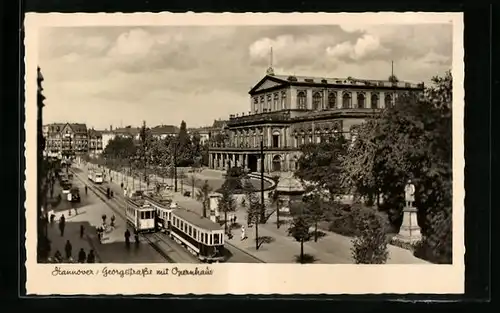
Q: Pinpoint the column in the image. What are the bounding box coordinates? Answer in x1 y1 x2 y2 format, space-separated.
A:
208 153 213 169
232 154 236 167
238 154 243 168
267 127 271 148
245 154 249 170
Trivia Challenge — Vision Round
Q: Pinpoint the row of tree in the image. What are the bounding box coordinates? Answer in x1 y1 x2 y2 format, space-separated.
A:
291 70 453 264
102 120 207 171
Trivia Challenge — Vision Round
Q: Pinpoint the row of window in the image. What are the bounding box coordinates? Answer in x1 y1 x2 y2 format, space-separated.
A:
252 91 395 112
126 206 155 220
297 91 394 110
171 215 222 245
252 92 287 113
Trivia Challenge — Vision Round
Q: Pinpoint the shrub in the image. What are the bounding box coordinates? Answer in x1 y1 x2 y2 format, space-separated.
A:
328 214 357 237
350 205 389 264
414 207 452 264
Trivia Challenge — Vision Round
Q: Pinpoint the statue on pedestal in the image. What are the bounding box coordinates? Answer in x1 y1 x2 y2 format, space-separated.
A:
404 179 415 208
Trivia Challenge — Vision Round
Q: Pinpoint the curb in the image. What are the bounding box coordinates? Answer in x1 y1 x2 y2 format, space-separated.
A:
225 241 266 263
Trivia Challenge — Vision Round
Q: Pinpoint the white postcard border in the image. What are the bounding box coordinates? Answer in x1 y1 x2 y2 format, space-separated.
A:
24 12 465 295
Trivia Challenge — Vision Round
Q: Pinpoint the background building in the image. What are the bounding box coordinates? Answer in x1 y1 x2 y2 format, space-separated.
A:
88 128 103 157
44 122 88 158
208 69 424 173
151 124 179 140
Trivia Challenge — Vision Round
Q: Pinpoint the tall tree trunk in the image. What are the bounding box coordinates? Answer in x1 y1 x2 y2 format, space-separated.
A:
300 238 304 264
276 201 280 229
314 221 318 242
224 210 227 234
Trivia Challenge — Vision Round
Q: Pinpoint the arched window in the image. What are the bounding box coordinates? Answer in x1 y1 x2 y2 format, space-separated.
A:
371 93 379 109
267 94 272 111
297 91 307 109
259 96 264 112
281 92 287 109
357 93 365 108
312 92 322 110
342 92 352 109
328 92 336 109
273 93 279 111
384 94 393 108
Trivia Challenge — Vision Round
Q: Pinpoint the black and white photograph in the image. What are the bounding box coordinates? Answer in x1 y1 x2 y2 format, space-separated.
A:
26 12 464 295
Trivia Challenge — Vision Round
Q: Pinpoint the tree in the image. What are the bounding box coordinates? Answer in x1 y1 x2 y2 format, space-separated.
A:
294 136 348 200
221 166 245 193
189 174 197 198
302 192 328 242
218 184 236 234
350 205 389 264
176 120 194 166
287 201 312 264
196 180 212 218
102 136 137 162
341 71 452 235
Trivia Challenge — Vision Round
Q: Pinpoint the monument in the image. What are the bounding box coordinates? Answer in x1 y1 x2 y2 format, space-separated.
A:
395 179 422 243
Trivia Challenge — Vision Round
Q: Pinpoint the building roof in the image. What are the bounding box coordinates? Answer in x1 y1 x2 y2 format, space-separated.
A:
150 125 179 135
88 129 102 138
212 119 228 129
249 73 424 94
113 127 140 135
172 208 222 231
69 123 88 133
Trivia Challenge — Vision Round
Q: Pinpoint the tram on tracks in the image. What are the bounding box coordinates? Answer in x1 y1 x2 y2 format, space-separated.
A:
88 168 104 184
143 194 174 233
169 208 225 263
126 191 226 262
124 197 156 233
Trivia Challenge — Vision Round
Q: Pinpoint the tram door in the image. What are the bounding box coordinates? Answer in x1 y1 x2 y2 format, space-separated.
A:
136 210 140 231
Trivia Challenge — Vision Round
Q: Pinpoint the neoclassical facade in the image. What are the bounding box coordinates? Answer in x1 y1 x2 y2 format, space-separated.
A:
208 70 424 173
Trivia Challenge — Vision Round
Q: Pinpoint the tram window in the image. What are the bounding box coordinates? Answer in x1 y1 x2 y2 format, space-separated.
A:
193 229 197 239
188 226 192 236
205 233 208 244
214 234 219 245
140 212 144 219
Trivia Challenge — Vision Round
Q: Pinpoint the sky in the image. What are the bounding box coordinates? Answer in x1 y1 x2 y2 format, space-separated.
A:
38 24 452 130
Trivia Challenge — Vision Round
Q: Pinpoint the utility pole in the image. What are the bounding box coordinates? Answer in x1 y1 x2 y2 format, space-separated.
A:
256 140 264 250
174 142 178 192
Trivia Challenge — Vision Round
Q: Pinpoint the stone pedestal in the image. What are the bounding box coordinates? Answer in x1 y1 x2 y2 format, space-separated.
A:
395 206 422 243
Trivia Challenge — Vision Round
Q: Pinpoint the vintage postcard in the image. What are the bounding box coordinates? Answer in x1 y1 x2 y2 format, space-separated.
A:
24 12 465 295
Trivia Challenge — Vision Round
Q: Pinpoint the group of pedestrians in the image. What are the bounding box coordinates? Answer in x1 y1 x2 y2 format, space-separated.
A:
124 229 140 248
50 239 96 263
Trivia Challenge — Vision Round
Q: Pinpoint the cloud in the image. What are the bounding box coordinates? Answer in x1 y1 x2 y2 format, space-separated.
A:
107 28 156 57
39 24 453 129
326 34 389 61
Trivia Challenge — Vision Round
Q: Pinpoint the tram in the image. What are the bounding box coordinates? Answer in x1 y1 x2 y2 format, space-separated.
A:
124 198 156 233
169 208 225 263
143 195 174 233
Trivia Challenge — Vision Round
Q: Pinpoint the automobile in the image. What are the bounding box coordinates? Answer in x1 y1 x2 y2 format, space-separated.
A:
61 182 72 194
67 187 81 202
183 191 191 197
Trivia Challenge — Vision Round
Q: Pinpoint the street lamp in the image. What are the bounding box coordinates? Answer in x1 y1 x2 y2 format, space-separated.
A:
256 139 265 250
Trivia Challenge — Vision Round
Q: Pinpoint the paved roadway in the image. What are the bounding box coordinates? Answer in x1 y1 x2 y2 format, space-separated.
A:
77 165 263 263
50 172 170 263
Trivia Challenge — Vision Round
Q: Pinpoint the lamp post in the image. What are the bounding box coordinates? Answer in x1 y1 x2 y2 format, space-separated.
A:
173 141 178 193
256 140 265 250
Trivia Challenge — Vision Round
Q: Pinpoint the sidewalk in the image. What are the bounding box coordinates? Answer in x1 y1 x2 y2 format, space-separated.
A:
95 164 429 264
46 219 100 263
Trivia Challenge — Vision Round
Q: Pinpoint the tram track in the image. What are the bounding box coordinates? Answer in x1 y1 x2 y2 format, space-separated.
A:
71 169 199 263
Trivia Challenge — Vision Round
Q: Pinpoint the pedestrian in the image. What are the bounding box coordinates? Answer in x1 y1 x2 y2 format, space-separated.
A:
87 250 96 263
80 225 85 239
59 214 66 237
78 248 86 263
234 216 237 224
240 225 246 241
106 187 110 198
85 185 88 195
110 215 115 227
134 231 139 245
54 250 63 263
120 182 124 189
124 229 131 248
64 240 72 260
50 213 55 225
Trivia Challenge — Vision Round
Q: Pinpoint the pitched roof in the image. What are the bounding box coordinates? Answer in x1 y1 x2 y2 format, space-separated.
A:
69 123 88 134
88 129 102 138
150 125 179 134
113 127 140 135
212 119 228 129
249 73 424 94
